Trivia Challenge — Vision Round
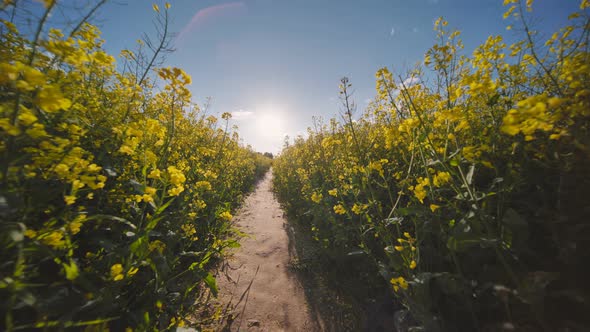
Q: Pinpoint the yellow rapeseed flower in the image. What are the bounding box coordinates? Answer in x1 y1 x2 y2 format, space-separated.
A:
148 240 166 254
333 204 346 215
24 229 37 239
110 264 124 281
411 177 429 203
167 185 184 196
311 192 323 203
219 211 233 221
69 214 87 235
36 85 71 112
352 203 367 215
17 111 38 126
119 145 134 155
148 169 161 179
127 267 139 277
41 231 66 249
195 181 212 191
64 195 76 205
433 171 451 187
0 118 21 135
390 276 409 292
168 169 184 185
145 186 157 196
181 223 197 236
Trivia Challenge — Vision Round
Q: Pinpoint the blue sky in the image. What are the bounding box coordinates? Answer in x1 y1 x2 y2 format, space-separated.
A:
92 0 578 153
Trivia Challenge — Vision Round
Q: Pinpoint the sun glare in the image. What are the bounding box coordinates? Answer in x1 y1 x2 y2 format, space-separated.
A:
256 108 285 138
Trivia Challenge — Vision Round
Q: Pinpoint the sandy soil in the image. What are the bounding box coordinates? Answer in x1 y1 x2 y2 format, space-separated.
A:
214 170 319 332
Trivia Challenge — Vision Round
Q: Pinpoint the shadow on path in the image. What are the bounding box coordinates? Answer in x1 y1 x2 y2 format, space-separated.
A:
282 207 399 332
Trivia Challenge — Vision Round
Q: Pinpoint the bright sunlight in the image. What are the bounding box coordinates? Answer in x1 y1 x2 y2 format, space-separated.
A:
256 110 285 138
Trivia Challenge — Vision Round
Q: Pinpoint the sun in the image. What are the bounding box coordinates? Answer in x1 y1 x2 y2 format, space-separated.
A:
256 109 285 138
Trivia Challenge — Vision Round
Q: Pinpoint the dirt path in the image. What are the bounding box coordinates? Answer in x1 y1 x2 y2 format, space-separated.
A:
214 170 319 332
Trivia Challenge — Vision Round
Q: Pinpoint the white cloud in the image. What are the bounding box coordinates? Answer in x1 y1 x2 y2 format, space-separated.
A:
390 27 396 37
402 77 419 87
231 109 254 120
412 27 419 33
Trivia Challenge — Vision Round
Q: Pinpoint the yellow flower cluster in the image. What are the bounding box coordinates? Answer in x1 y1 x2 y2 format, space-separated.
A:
501 94 566 141
390 276 409 292
1 5 272 329
272 2 590 328
219 211 233 221
166 166 186 196
148 240 166 254
351 203 368 215
181 223 198 241
333 204 346 215
432 171 451 187
409 177 430 203
41 230 66 249
110 264 124 281
311 191 323 203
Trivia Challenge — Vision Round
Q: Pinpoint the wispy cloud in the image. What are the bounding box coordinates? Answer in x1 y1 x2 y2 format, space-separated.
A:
176 2 246 45
390 27 396 37
231 109 254 120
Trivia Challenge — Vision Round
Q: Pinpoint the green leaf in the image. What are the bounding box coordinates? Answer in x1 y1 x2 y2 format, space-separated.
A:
156 197 175 215
145 215 164 231
130 237 148 257
90 214 137 229
224 240 241 248
203 272 218 297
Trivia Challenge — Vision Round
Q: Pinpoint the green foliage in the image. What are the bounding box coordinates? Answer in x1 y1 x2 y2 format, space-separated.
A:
254 152 274 180
0 2 271 330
